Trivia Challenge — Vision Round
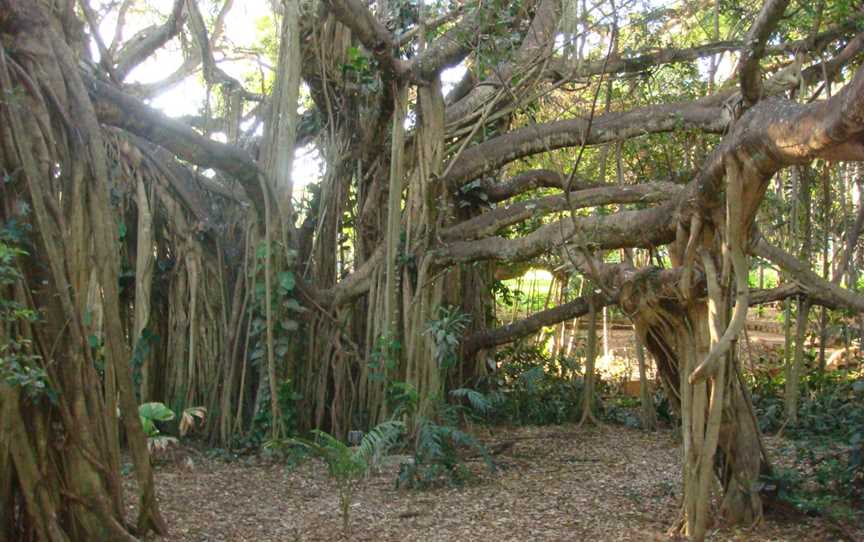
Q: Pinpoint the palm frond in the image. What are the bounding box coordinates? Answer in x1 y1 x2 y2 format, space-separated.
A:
353 420 404 466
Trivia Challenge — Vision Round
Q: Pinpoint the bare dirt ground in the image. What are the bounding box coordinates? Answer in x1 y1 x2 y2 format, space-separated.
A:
140 424 861 542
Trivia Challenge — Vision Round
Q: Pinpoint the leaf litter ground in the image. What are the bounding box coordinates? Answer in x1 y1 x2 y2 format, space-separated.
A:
139 425 861 541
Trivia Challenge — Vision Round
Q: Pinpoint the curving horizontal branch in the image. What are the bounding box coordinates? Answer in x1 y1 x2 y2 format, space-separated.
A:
436 202 677 266
442 182 682 241
465 277 851 358
479 169 590 202
546 21 855 85
463 293 614 357
442 26 864 195
751 238 864 313
442 100 730 190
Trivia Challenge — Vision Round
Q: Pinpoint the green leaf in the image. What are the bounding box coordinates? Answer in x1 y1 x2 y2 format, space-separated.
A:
255 242 269 260
278 271 296 293
283 298 304 312
139 402 176 423
141 418 157 437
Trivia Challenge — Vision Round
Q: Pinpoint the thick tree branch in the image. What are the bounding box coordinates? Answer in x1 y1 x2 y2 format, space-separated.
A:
466 274 855 358
83 73 267 219
443 182 682 241
115 0 186 80
322 0 402 78
320 245 385 307
436 202 676 266
463 293 613 357
406 5 498 82
752 238 864 313
184 0 260 100
738 0 791 106
443 100 729 191
445 0 560 125
478 169 588 202
109 0 135 54
547 22 854 84
692 63 864 217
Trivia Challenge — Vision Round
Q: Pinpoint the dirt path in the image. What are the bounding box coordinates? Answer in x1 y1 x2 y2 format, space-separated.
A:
142 425 858 541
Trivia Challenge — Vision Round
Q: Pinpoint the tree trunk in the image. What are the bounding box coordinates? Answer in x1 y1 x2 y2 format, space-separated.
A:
0 3 164 538
635 335 657 430
579 299 599 426
785 165 812 423
621 259 765 539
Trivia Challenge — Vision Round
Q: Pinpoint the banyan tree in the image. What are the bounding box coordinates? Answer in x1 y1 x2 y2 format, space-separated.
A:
1 0 864 539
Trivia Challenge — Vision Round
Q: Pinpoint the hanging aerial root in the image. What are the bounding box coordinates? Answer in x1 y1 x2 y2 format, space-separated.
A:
680 213 704 299
690 157 749 384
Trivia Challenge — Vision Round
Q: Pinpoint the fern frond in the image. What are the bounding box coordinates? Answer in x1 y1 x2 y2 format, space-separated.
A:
450 388 492 414
416 418 445 460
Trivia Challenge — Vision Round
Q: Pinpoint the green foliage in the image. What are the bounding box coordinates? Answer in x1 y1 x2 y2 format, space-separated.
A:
449 387 494 416
130 328 156 401
496 272 555 316
425 305 470 371
392 382 495 489
278 421 405 533
246 241 303 439
0 341 49 400
603 395 644 428
139 401 176 437
0 221 53 401
488 343 585 425
249 378 301 446
456 179 491 208
368 332 401 383
751 369 864 519
138 402 206 453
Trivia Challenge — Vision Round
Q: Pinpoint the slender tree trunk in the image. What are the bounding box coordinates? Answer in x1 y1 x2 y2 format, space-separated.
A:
635 335 656 430
786 166 811 423
579 299 599 426
818 168 832 370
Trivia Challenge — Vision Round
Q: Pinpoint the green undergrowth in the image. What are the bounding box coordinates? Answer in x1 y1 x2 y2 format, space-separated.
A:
751 369 864 525
478 343 671 429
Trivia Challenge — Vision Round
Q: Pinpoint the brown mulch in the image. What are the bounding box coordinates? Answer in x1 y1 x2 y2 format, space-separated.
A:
138 425 861 542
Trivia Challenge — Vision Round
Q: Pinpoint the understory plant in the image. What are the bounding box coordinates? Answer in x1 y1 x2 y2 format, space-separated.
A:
0 221 52 401
390 382 495 488
285 420 404 533
488 343 586 425
389 306 496 488
138 402 206 453
752 369 864 521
